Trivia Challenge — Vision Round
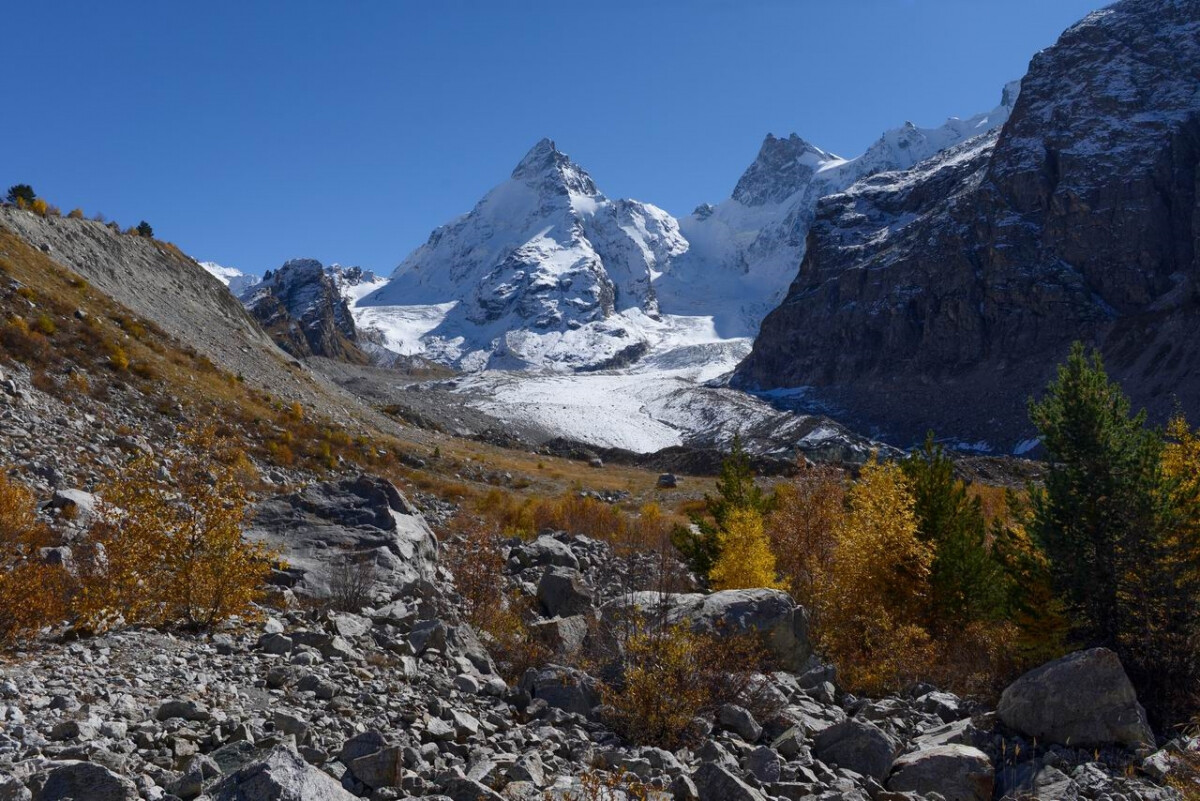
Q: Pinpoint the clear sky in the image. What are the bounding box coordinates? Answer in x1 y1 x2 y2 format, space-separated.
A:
5 0 1105 276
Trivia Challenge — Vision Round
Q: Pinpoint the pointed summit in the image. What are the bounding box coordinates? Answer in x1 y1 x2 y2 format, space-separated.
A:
511 137 599 197
731 133 842 207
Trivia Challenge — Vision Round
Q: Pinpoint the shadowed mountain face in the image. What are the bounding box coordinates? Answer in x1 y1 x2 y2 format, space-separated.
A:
735 0 1200 452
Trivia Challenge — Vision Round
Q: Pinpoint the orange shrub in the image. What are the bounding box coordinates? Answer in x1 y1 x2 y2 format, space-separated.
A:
77 427 276 630
107 343 129 371
0 473 70 647
441 515 550 682
768 464 846 608
602 622 779 749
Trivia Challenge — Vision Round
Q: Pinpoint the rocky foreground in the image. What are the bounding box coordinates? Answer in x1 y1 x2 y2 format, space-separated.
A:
0 475 1193 801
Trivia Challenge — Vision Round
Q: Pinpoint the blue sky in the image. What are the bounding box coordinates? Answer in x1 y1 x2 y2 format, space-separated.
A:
5 0 1104 276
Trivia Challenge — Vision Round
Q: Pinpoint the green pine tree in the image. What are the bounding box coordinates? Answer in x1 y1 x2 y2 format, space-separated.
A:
1029 342 1200 728
901 433 1007 629
5 184 34 205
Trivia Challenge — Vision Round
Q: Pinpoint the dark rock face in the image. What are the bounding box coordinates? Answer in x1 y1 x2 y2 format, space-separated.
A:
736 0 1200 450
242 259 369 364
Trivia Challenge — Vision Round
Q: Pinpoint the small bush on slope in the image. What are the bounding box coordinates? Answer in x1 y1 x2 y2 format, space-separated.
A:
601 622 778 749
441 515 550 683
76 426 277 631
0 473 70 648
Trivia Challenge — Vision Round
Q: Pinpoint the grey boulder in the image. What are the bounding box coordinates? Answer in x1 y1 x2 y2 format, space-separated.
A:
691 762 766 801
31 762 139 801
512 535 579 570
537 567 594 618
519 665 600 717
997 648 1155 749
812 718 900 782
244 474 438 603
209 746 356 800
606 589 811 671
886 744 993 801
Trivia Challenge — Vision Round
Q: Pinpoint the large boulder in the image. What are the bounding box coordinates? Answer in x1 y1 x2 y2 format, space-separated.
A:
886 744 994 801
537 567 594 618
209 746 357 800
998 648 1155 750
31 762 139 801
519 665 600 717
244 475 438 603
510 535 579 570
604 589 811 671
812 718 900 782
691 762 766 801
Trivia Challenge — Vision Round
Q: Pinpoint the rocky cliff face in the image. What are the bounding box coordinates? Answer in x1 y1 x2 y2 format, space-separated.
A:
242 259 370 365
736 0 1200 451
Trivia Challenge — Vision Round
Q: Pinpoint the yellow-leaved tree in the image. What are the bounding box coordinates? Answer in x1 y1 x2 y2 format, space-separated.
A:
709 507 783 591
77 427 276 631
0 473 70 647
815 457 935 694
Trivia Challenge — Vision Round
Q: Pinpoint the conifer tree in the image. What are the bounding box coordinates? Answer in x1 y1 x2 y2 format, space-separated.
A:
706 434 767 529
901 434 1007 628
5 184 34 206
1029 343 1163 647
674 434 769 578
1030 343 1200 727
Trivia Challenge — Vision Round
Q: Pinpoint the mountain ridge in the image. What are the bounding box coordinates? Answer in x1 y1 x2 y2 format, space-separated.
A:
734 0 1200 450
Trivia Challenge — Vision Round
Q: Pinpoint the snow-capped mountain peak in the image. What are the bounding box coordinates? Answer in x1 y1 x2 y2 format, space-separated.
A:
199 261 261 296
656 80 1022 337
510 137 600 198
355 138 691 371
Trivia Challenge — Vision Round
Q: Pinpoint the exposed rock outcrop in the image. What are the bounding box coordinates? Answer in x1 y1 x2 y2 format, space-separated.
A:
243 474 438 603
241 259 369 364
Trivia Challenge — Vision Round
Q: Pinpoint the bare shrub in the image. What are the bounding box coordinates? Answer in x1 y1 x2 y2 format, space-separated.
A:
326 553 378 612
